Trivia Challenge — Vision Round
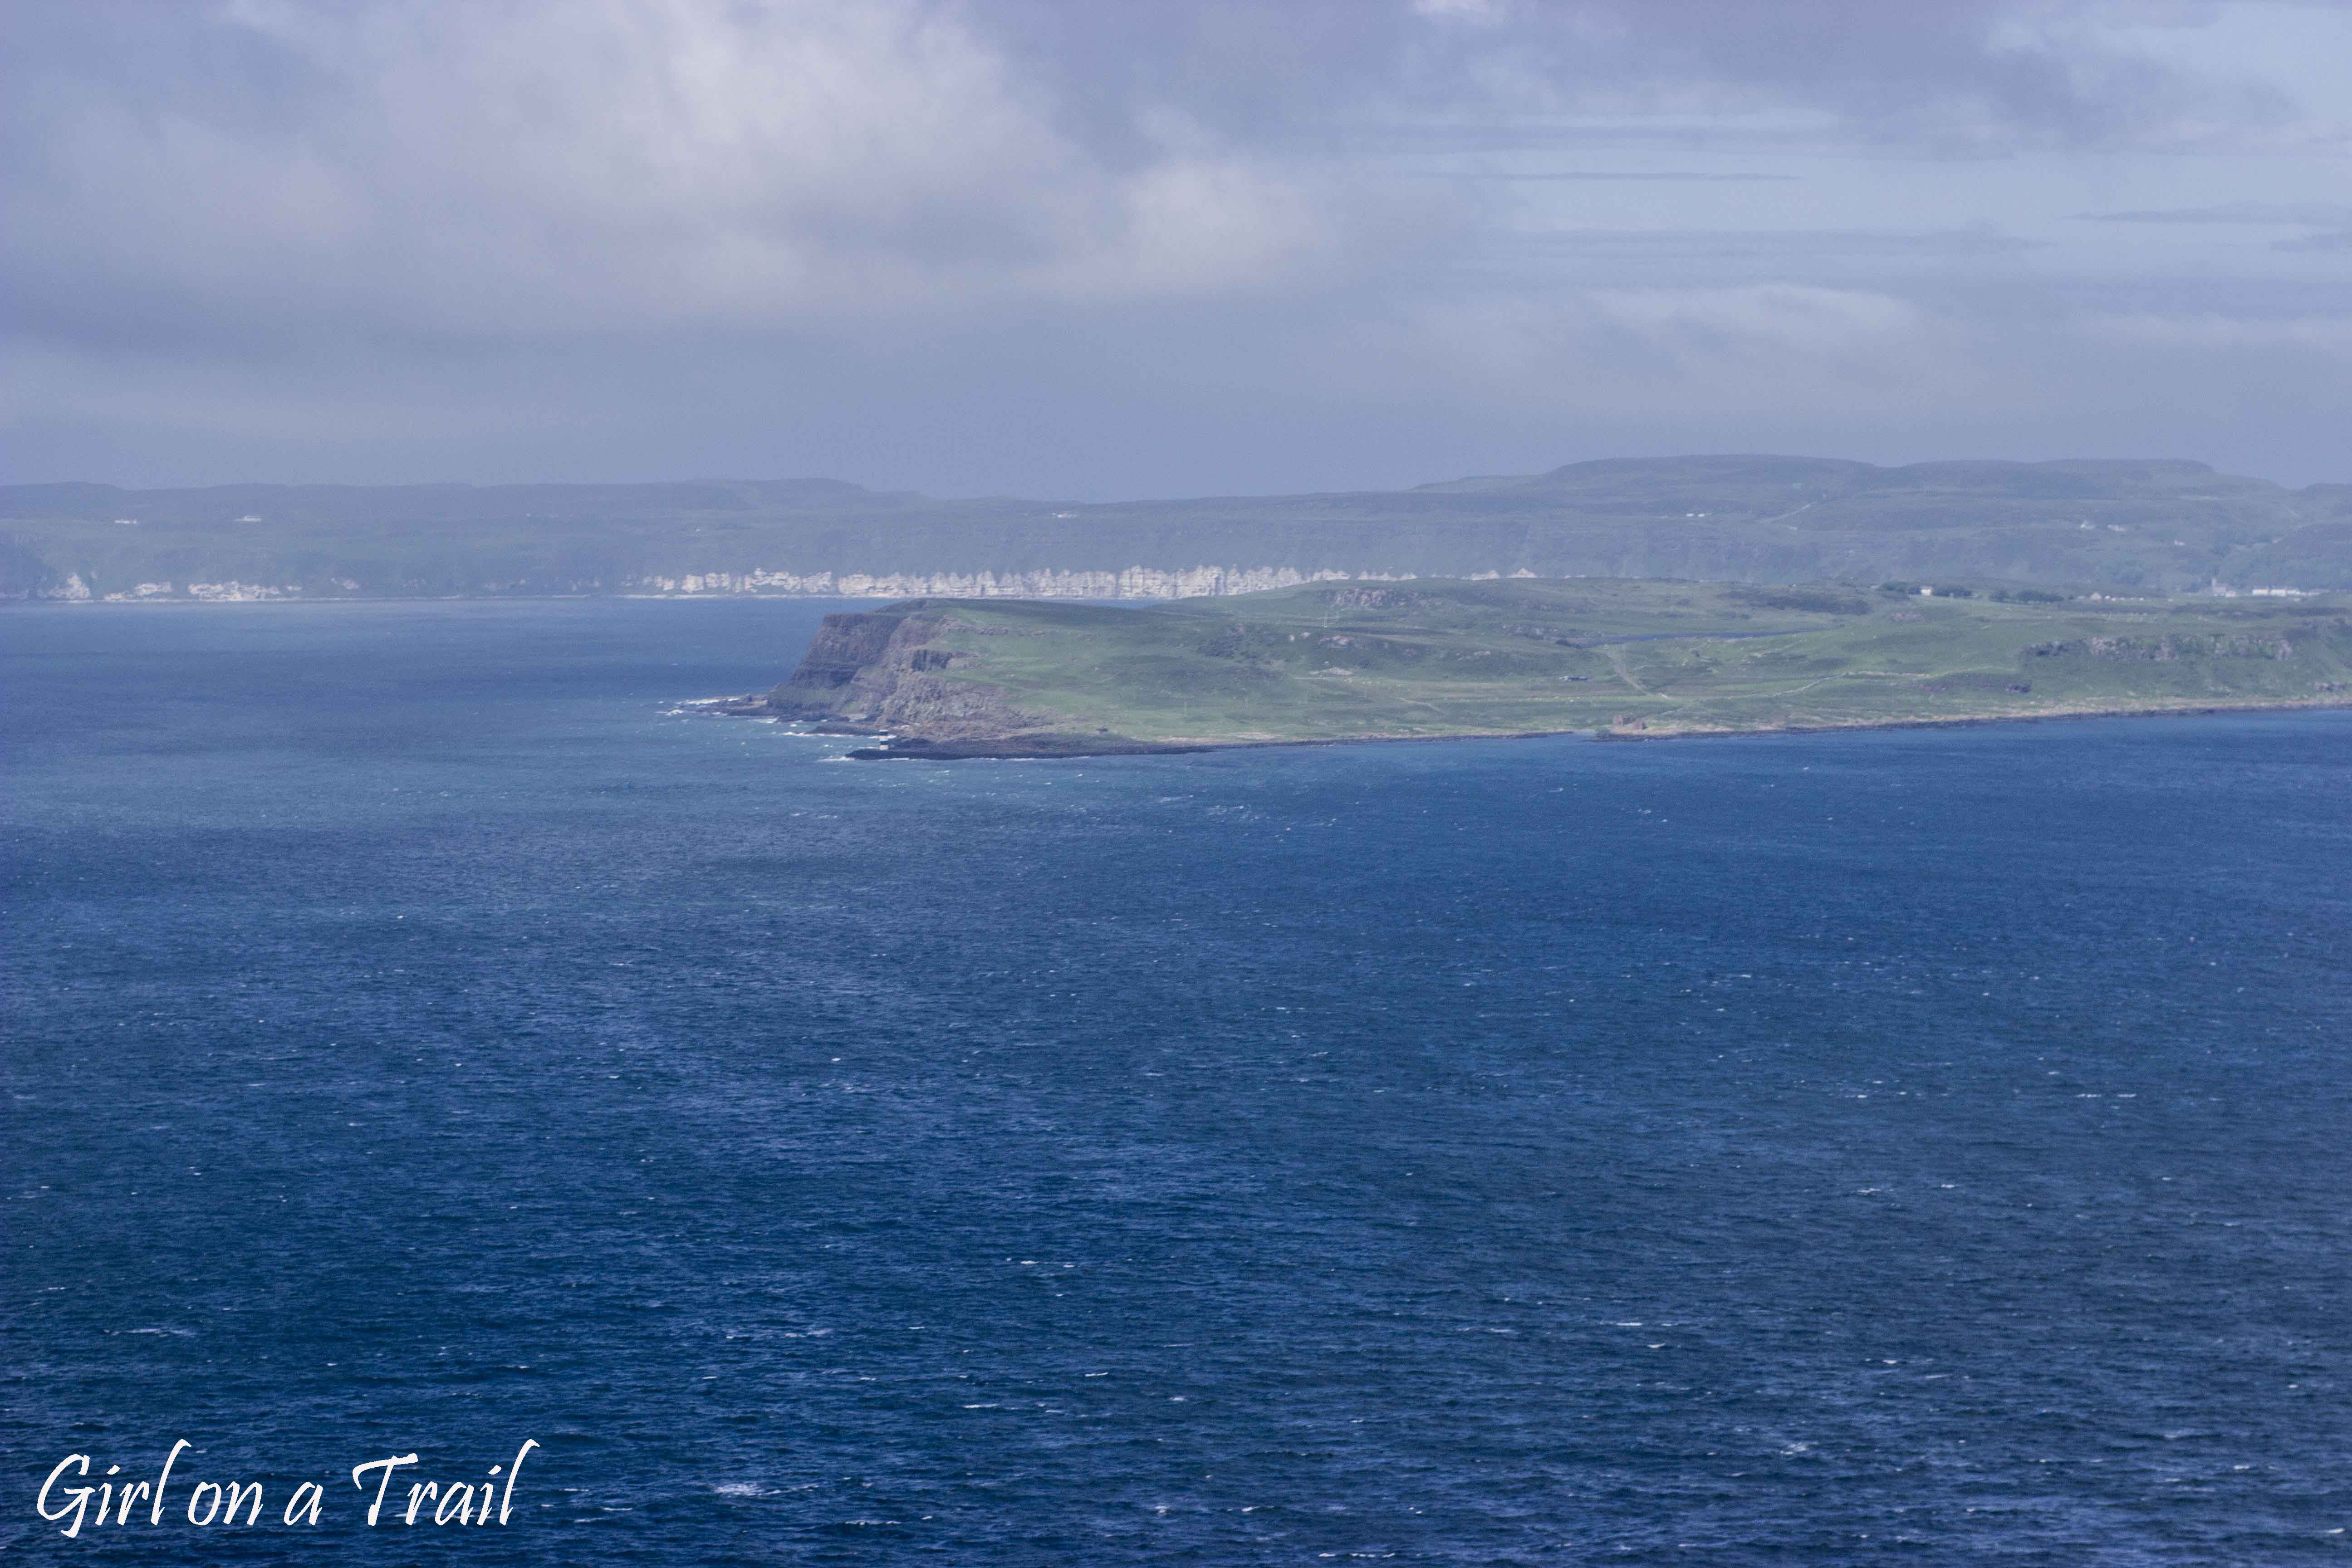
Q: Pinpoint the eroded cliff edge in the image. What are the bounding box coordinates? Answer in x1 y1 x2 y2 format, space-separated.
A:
750 603 1187 757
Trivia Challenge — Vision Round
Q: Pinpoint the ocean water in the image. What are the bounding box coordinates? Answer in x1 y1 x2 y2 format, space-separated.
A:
5 598 2352 1565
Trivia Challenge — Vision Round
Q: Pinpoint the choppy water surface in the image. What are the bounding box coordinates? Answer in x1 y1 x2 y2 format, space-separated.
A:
6 599 2351 1565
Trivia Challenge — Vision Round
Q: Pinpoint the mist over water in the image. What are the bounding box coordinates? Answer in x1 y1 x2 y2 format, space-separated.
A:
7 599 2351 1563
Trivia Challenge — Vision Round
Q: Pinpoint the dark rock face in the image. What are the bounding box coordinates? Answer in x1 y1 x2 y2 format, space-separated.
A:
2027 634 2296 661
768 605 930 710
764 603 1049 739
1320 586 1428 609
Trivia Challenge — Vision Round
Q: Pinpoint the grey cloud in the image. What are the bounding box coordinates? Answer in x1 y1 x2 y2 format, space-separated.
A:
2080 202 2352 224
985 0 2281 151
1499 228 2041 259
1460 172 1806 182
4 0 2350 493
1 1 1455 355
1386 160 1804 181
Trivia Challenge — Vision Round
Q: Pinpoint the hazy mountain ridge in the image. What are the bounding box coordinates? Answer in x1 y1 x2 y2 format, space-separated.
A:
6 456 2348 603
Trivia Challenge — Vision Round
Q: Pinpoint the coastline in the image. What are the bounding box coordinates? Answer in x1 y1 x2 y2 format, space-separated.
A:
0 591 904 608
1584 696 2352 743
804 694 2352 760
710 581 2352 760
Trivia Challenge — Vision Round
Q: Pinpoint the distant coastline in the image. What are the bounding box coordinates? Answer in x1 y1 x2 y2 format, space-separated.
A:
10 565 1413 607
8 455 2348 605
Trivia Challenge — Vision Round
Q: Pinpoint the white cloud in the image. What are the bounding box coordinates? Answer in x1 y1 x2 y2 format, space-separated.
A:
2085 309 2352 350
1590 284 1927 354
1412 0 1512 22
9 0 1387 345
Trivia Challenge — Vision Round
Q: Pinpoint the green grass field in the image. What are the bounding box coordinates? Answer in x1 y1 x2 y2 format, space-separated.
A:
774 578 2352 749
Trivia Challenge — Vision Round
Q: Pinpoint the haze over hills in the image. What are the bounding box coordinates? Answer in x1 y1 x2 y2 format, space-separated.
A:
5 455 2349 603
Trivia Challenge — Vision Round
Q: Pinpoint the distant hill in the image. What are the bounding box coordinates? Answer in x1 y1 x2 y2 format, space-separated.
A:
5 456 2348 603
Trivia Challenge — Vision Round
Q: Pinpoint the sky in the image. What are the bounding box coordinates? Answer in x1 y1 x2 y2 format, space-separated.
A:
5 0 2351 496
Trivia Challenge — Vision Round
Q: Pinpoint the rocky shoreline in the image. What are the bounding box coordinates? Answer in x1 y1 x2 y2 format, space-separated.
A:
694 693 2352 761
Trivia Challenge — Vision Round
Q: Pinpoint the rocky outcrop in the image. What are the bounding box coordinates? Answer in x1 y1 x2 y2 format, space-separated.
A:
1319 585 1429 610
765 603 1053 739
768 604 927 707
2028 633 2297 661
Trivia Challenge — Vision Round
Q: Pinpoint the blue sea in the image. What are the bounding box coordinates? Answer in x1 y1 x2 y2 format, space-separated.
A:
6 598 2352 1565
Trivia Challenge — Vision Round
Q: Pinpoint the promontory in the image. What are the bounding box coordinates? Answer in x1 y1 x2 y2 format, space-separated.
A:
731 576 2352 757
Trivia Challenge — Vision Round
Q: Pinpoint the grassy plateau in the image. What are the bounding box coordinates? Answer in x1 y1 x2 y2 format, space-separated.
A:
759 577 2352 755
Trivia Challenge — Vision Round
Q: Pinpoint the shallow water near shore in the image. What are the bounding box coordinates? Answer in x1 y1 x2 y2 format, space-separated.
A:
6 598 2352 1564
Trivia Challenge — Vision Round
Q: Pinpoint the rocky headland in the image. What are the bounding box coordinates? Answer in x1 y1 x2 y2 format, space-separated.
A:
722 579 2352 759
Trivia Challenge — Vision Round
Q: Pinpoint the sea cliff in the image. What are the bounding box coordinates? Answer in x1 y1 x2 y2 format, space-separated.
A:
738 578 2352 758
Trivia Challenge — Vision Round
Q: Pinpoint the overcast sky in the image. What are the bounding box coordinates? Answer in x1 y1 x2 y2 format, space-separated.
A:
5 0 2351 494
